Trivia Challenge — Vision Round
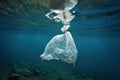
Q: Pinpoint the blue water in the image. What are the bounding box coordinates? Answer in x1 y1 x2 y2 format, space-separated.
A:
0 0 120 80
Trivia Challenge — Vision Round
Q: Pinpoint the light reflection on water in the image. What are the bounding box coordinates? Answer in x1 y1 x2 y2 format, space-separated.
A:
0 0 120 36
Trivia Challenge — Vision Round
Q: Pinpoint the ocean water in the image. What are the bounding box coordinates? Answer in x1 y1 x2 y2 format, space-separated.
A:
0 0 120 80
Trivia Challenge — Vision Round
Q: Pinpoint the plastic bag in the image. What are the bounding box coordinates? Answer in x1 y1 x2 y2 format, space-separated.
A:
40 0 78 66
40 31 77 66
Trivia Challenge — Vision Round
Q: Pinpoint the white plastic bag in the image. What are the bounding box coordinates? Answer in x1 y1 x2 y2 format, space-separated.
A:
40 31 77 66
40 0 78 66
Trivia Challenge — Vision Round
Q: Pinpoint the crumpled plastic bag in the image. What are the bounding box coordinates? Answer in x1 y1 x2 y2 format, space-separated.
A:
40 31 78 66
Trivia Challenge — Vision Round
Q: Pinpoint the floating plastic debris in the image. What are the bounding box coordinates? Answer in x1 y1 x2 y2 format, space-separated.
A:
40 0 78 66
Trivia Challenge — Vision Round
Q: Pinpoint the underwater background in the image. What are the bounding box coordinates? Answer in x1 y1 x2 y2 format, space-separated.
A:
0 0 120 80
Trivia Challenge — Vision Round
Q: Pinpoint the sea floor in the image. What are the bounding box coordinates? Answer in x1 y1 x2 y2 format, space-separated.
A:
0 59 120 80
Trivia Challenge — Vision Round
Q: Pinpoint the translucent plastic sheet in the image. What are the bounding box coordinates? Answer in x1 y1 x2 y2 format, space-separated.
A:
40 0 78 66
40 31 77 66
